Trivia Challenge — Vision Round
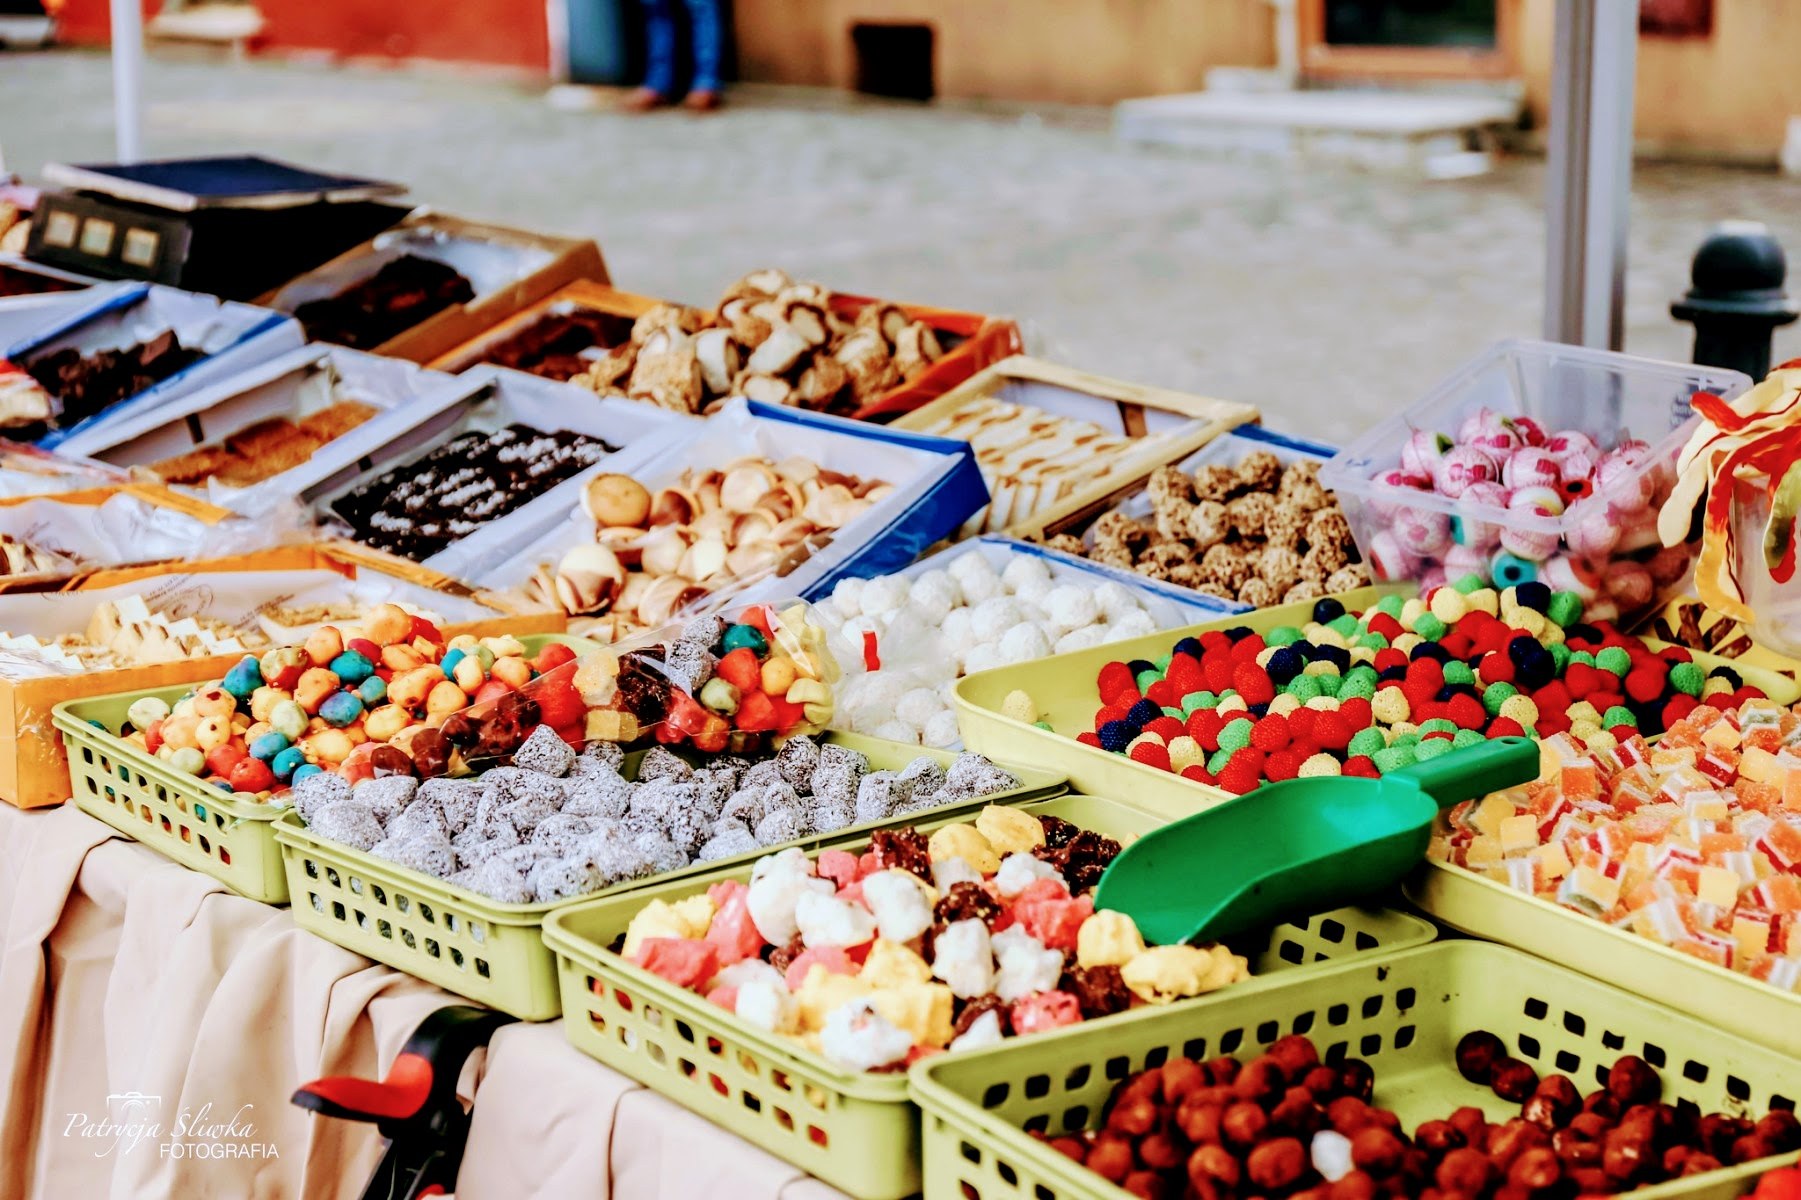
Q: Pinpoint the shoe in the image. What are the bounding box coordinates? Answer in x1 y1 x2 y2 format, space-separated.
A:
682 89 722 112
622 87 668 112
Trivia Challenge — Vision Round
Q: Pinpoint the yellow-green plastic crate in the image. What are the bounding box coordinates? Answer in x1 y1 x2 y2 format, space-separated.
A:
276 734 1066 1020
953 587 1800 821
909 941 1801 1200
1408 858 1801 1063
52 633 598 905
542 794 1435 1200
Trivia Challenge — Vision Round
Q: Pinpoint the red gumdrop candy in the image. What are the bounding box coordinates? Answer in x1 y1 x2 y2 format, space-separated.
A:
473 679 513 706
634 938 721 990
229 756 276 794
206 743 248 778
716 647 763 693
817 850 860 889
408 616 445 645
532 642 578 675
338 742 382 785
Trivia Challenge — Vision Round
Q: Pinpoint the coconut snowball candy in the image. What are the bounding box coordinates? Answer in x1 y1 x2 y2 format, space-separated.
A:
823 548 1161 746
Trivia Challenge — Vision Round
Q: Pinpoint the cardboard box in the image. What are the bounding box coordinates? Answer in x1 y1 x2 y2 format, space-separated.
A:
834 294 1023 422
0 541 564 809
425 279 664 376
262 210 608 364
894 355 1259 540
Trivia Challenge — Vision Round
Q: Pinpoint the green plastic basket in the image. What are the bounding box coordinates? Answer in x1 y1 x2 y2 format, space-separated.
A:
910 940 1801 1200
52 634 598 905
276 734 1067 1021
541 794 1436 1200
953 587 1801 821
1408 859 1801 1063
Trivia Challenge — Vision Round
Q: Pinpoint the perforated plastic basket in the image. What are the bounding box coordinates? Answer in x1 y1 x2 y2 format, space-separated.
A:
953 587 1801 820
541 794 1436 1200
1408 858 1801 1062
275 734 1065 1020
909 941 1801 1200
52 633 597 905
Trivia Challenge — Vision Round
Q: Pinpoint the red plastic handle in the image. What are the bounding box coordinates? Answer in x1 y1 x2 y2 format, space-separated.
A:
299 1052 434 1122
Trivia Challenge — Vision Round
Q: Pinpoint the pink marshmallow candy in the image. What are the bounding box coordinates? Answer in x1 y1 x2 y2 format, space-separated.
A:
1510 415 1549 447
1453 480 1509 551
1607 563 1655 610
1455 407 1501 445
1541 555 1603 603
1545 429 1600 461
1499 488 1563 561
1370 468 1432 520
1394 507 1452 556
1436 446 1499 499
1400 430 1453 482
1442 542 1491 582
1503 447 1561 491
1594 451 1656 511
1010 991 1084 1035
1566 501 1621 559
1367 530 1420 581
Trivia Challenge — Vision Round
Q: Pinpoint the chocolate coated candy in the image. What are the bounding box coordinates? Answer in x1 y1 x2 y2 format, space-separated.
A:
369 744 416 778
410 727 452 779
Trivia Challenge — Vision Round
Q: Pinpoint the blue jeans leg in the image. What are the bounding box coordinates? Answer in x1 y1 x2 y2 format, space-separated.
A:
638 0 679 97
679 0 723 93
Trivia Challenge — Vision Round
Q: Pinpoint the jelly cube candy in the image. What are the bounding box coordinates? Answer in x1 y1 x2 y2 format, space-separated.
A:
1675 931 1735 969
1465 835 1505 870
1737 779 1782 814
1631 896 1688 945
1740 746 1783 783
1702 719 1743 751
1697 864 1743 907
1531 841 1572 889
1472 795 1516 839
1499 813 1539 855
1561 759 1601 802
1752 875 1801 915
1616 735 1652 767
1557 862 1623 916
1733 910 1776 958
1700 831 1748 860
1501 858 1535 893
1745 726 1785 755
1747 955 1801 991
1755 819 1801 871
1783 764 1801 811
1697 748 1741 785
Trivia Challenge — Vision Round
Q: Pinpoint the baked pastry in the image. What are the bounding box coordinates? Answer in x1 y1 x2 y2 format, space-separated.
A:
293 255 476 350
149 400 379 488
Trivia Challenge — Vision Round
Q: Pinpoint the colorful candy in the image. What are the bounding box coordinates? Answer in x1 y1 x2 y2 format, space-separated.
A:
1433 698 1801 988
613 806 1252 1071
1057 579 1768 795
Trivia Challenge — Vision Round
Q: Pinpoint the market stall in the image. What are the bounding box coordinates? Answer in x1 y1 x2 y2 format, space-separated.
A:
3 149 1801 1200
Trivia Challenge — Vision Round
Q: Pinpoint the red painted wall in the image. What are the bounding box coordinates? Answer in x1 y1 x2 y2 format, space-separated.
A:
51 0 552 72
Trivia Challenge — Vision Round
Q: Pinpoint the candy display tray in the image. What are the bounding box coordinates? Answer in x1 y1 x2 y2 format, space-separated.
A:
909 941 1801 1200
541 793 1435 1200
276 735 1067 1021
52 633 598 905
953 587 1801 821
889 355 1260 542
1408 856 1801 1062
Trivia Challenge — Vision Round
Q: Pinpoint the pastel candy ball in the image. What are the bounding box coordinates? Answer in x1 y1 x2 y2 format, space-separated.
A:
329 650 375 686
269 700 309 741
271 745 308 781
290 763 324 785
222 656 263 701
126 696 171 731
1436 446 1498 499
169 747 205 776
1400 430 1452 480
1503 447 1561 491
1393 508 1451 556
1367 531 1419 581
319 692 366 728
358 675 388 706
250 731 291 761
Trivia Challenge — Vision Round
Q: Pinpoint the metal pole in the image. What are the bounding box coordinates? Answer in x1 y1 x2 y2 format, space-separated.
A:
1543 0 1637 350
110 0 146 163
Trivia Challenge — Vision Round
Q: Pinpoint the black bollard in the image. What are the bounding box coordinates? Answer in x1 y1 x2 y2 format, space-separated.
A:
1671 220 1800 381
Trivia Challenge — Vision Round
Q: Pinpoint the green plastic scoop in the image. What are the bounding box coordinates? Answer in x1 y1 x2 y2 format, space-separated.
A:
1093 736 1539 946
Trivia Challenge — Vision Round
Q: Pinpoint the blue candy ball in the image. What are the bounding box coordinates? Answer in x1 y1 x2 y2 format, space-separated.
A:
271 746 308 781
358 674 388 705
328 650 374 686
222 655 263 701
249 731 291 761
440 647 466 679
290 763 323 785
319 691 365 729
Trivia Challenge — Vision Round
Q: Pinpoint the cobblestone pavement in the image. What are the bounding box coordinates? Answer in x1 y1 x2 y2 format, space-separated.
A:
5 48 1801 443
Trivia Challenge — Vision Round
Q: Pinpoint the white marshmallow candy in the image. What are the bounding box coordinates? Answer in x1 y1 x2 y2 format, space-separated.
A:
993 926 1064 1001
932 856 984 892
862 869 935 942
1092 581 1141 623
958 570 1003 604
795 889 877 949
922 710 961 748
747 849 833 943
1055 625 1109 654
932 919 997 998
737 979 799 1034
710 958 786 993
896 687 945 731
1001 554 1053 594
1311 1131 1355 1183
907 573 960 625
859 575 911 619
994 852 1062 898
948 551 998 587
948 1009 1006 1053
1112 610 1157 639
998 622 1052 664
1011 574 1054 609
820 999 913 1071
970 596 1024 642
1044 584 1099 632
870 719 921 744
963 643 1004 675
941 606 975 647
830 576 868 619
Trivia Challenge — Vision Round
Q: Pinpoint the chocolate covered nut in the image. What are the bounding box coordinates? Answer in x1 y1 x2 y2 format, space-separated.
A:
1605 1054 1661 1106
1246 1137 1307 1191
1490 1057 1539 1102
1435 1148 1495 1196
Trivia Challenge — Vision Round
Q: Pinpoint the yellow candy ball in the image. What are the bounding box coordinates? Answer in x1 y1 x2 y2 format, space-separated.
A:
1371 688 1410 725
1298 753 1342 777
1428 588 1469 624
1499 693 1540 728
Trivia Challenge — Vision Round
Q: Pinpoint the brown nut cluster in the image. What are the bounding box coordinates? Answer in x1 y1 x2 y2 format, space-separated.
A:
527 457 891 634
1031 1031 1801 1200
571 269 945 416
1043 452 1367 607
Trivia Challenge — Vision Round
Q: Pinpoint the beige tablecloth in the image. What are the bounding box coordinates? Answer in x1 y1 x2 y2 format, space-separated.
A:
0 802 847 1200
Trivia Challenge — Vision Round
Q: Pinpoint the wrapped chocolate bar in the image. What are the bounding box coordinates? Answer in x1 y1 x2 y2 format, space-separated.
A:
445 600 839 771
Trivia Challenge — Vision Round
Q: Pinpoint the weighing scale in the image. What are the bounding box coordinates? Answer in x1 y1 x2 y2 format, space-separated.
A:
26 155 411 301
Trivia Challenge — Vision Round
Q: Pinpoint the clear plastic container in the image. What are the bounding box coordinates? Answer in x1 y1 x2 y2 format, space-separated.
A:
1728 474 1801 657
1320 339 1750 624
